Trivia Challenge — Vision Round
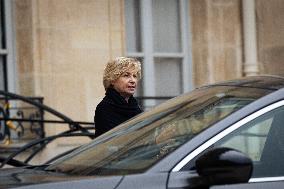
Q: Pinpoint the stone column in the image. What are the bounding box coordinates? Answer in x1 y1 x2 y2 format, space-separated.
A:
242 0 259 76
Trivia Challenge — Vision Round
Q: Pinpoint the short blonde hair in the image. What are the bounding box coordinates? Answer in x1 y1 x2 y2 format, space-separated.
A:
103 57 142 90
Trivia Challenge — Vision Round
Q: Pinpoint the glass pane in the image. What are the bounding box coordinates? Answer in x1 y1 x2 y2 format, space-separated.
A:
0 56 4 90
154 58 182 97
153 0 181 53
0 0 5 48
215 106 284 178
216 117 272 162
125 0 142 52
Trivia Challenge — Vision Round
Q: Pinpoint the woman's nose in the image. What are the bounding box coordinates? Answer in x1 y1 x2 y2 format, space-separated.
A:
129 75 136 82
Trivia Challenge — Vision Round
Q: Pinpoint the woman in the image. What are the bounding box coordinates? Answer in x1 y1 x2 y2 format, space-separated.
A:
94 57 142 137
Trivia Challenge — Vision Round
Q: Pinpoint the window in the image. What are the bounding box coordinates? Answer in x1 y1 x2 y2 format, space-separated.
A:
215 105 284 178
0 0 16 92
125 0 193 108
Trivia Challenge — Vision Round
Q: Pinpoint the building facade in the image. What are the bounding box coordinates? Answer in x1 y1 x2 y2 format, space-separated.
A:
1 0 284 162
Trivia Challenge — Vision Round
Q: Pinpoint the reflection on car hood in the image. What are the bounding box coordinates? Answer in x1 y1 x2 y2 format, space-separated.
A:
0 167 123 189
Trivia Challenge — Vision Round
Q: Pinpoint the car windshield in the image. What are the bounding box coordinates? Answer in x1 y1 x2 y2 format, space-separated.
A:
46 86 271 176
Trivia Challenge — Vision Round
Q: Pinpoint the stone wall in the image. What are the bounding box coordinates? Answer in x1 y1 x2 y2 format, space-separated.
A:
13 0 125 126
13 0 125 160
256 0 284 76
190 0 243 87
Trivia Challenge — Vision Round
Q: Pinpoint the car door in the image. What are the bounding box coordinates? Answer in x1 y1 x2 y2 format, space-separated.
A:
168 99 284 188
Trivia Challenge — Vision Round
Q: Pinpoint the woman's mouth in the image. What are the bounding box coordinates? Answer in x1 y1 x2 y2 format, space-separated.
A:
128 86 136 90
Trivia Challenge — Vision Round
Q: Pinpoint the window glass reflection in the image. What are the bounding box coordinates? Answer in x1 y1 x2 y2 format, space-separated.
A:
153 0 181 52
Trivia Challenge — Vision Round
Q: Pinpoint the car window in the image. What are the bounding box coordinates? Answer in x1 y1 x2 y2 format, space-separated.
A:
214 105 284 178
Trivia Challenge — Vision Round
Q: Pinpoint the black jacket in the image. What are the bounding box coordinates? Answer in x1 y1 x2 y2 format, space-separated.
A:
94 88 142 137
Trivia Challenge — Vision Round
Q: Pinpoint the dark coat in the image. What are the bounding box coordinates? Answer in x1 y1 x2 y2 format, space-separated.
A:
94 88 142 137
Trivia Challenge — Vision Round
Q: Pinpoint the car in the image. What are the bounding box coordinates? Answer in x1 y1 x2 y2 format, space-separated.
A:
1 75 284 189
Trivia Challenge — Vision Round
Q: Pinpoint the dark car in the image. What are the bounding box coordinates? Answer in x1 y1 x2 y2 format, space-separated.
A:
1 75 284 189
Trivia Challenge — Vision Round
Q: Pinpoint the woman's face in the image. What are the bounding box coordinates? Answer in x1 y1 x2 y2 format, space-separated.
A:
111 70 138 99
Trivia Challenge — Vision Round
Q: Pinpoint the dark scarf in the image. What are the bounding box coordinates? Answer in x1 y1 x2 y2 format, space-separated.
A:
104 88 142 117
94 88 142 137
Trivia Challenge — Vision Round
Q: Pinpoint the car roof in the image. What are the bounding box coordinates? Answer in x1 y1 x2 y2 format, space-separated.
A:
203 75 284 90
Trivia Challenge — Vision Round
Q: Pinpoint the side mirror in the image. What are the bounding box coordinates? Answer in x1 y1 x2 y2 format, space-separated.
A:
191 147 253 188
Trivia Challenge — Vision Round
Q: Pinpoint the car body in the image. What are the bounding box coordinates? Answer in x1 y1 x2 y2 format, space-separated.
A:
1 75 284 189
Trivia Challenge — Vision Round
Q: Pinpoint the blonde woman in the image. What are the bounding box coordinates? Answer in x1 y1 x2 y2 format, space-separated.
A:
94 57 142 137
